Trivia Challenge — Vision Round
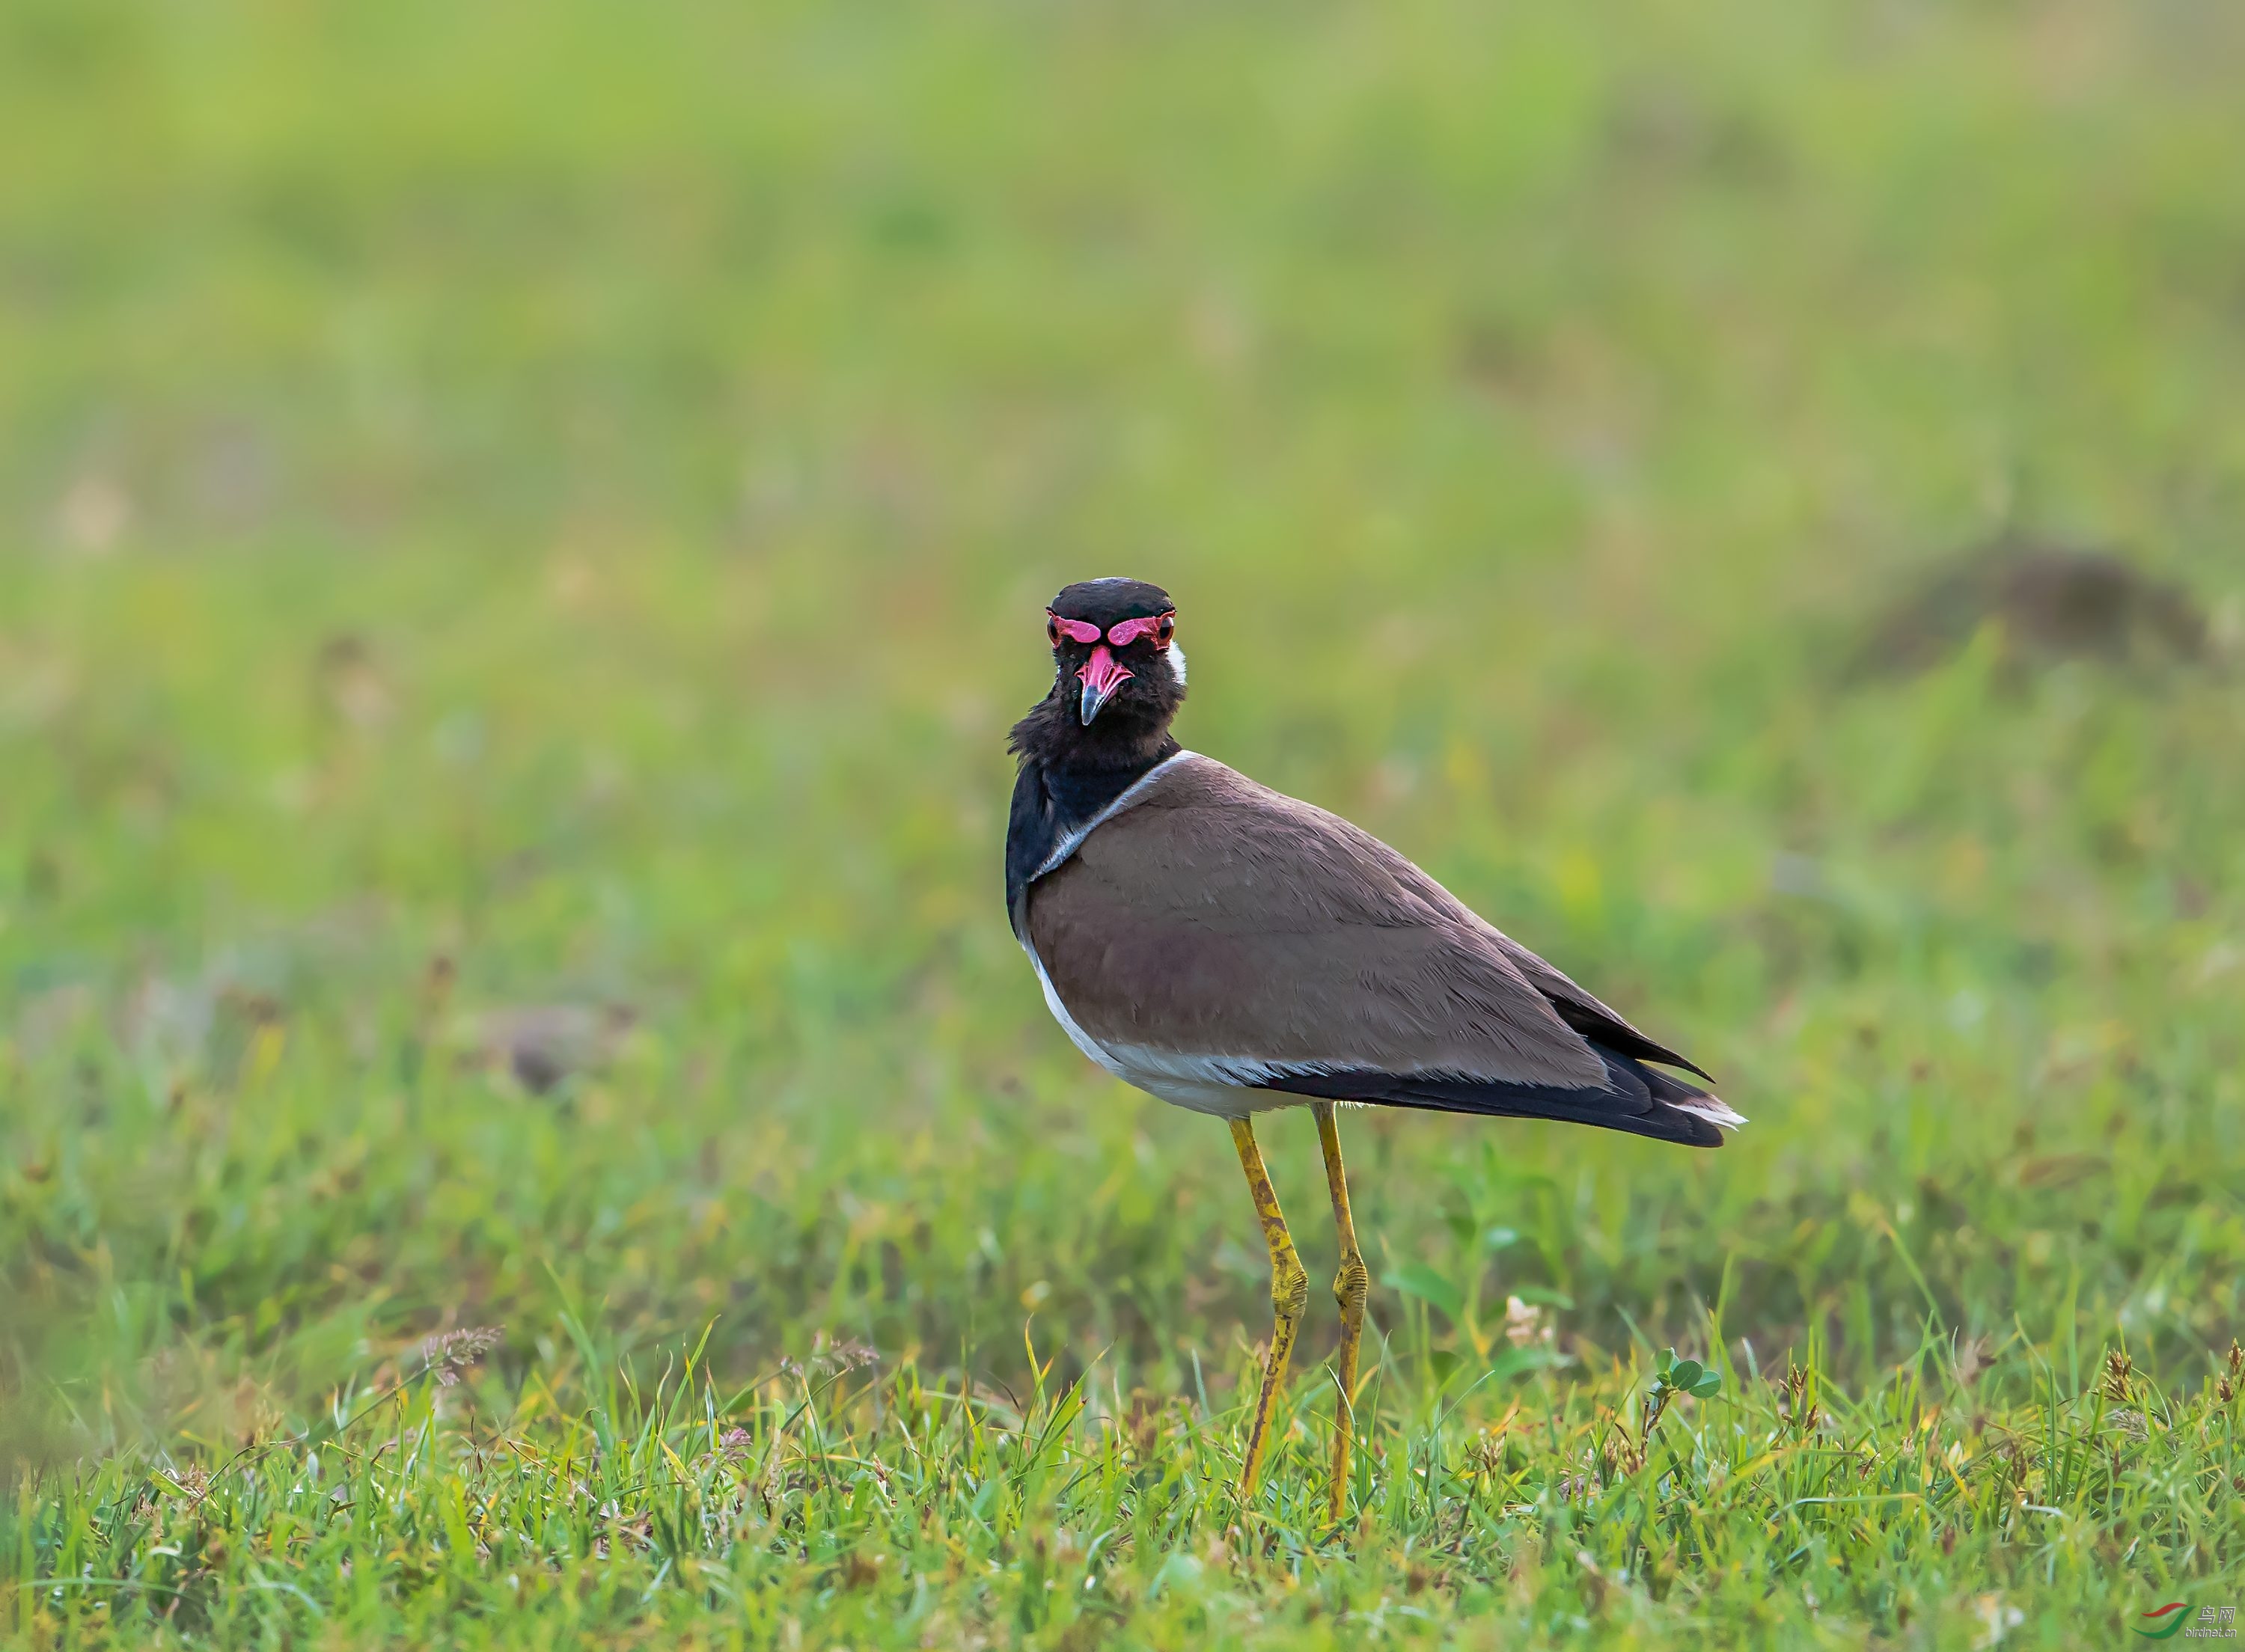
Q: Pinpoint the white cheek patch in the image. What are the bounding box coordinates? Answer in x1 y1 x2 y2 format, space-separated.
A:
1167 643 1187 687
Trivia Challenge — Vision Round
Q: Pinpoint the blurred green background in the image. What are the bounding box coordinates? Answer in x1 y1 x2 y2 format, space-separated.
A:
4 0 2244 1641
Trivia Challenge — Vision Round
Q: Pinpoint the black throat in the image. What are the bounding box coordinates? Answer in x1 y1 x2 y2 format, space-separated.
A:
1003 695 1179 936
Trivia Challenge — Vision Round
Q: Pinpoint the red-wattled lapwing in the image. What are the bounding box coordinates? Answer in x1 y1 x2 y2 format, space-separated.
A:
1006 578 1741 1512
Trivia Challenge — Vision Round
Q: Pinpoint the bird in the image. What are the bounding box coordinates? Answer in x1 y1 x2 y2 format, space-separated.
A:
1005 577 1742 1516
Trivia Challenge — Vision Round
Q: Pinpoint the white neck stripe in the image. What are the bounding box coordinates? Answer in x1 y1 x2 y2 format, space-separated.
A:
1030 749 1195 882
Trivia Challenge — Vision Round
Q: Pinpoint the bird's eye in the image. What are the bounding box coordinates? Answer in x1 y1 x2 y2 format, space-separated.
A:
1047 615 1061 648
1155 612 1175 646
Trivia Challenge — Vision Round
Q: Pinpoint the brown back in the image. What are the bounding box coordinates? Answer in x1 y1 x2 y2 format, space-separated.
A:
1024 756 1613 1087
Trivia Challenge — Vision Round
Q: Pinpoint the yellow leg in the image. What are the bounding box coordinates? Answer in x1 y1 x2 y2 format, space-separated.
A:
1313 1101 1370 1522
1230 1116 1309 1502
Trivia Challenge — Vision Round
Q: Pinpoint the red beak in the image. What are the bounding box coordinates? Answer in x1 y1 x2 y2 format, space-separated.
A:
1077 644 1133 724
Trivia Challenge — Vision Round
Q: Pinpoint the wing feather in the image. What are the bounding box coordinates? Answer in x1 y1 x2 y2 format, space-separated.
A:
1027 757 1654 1089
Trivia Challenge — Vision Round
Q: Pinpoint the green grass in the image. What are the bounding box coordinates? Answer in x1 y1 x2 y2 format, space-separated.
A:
6 0 2245 1645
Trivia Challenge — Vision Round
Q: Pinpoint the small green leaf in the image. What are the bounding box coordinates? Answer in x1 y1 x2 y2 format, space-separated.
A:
1656 1347 1679 1377
1690 1371 1724 1398
1485 1344 1565 1381
1668 1358 1704 1390
1149 1552 1203 1597
1482 1226 1521 1252
1384 1263 1464 1322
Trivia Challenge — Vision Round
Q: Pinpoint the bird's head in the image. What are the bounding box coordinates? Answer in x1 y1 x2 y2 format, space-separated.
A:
1041 577 1185 738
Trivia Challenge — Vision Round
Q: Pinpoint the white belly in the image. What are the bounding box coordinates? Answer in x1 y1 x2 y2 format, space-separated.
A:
1019 935 1301 1119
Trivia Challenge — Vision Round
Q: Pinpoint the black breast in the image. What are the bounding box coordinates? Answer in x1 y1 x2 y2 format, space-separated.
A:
1004 750 1174 939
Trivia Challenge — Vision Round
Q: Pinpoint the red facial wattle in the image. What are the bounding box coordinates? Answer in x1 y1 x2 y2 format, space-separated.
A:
1104 615 1167 648
1076 643 1133 725
1045 606 1176 725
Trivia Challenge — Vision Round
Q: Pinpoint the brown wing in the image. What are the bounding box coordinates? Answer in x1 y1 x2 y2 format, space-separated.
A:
1370 857 1714 1079
1024 756 1612 1088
